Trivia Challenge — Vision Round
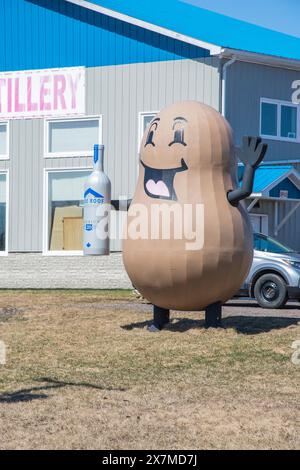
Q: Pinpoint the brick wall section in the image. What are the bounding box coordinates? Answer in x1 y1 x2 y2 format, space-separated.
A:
0 253 132 289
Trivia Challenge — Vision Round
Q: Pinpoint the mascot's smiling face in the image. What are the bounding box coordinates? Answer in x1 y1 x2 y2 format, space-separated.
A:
139 100 233 203
140 103 192 201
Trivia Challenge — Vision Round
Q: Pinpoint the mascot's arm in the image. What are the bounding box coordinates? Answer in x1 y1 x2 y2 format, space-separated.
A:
111 199 132 211
227 136 267 207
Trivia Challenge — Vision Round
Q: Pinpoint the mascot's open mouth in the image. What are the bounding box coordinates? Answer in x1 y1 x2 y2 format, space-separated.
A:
141 158 188 201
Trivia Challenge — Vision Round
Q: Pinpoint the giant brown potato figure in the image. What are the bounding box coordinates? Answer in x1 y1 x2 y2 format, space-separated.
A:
122 101 267 330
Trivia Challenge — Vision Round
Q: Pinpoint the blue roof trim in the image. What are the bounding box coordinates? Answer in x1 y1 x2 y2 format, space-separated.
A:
0 0 209 72
238 165 297 195
87 0 300 61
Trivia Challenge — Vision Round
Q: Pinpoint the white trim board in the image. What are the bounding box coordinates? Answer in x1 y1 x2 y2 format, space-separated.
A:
260 98 300 143
138 111 158 153
0 121 9 161
43 167 92 256
65 0 221 56
44 114 102 158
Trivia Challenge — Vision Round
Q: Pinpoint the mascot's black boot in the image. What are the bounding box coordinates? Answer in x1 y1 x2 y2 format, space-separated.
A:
148 305 170 332
205 301 222 328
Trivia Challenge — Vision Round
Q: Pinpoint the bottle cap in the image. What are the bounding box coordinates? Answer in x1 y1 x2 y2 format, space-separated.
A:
94 144 104 150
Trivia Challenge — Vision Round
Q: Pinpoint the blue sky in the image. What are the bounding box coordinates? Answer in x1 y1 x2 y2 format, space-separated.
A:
183 0 300 38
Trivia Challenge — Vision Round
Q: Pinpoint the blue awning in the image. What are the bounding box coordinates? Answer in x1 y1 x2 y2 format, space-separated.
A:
238 165 300 199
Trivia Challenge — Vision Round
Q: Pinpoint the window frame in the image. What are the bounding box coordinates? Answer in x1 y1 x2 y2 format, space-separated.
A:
0 121 10 160
43 167 92 256
250 213 269 236
138 111 158 153
0 169 9 256
44 115 102 158
260 98 300 143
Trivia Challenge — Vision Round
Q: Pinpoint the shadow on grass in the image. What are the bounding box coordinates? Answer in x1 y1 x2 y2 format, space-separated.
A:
222 315 300 334
122 315 300 335
0 377 126 404
0 307 24 322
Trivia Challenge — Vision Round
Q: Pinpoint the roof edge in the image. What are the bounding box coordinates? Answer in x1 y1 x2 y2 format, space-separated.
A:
65 0 221 55
221 48 300 71
262 168 300 195
65 1 300 69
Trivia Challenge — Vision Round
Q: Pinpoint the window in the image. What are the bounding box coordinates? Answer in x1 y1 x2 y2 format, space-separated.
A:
253 233 292 254
138 112 158 149
260 99 299 141
45 117 102 157
281 105 297 139
0 122 9 159
261 102 277 137
0 172 8 254
44 169 91 255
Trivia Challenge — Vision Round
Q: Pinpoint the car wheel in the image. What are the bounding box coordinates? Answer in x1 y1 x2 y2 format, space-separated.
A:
253 273 288 309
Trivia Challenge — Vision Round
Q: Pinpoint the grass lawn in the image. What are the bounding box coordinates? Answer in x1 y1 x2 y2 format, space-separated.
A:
0 290 299 450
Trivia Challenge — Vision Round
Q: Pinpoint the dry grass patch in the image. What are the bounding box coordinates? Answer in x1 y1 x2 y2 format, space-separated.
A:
0 290 299 449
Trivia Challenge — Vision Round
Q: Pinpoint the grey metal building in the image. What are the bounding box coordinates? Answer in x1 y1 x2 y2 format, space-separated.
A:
0 0 300 288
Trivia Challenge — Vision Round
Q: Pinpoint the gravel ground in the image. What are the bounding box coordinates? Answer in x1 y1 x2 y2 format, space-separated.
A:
224 299 300 318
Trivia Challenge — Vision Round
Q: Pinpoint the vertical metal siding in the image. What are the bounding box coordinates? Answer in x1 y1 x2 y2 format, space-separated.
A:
5 58 220 252
86 58 221 203
250 200 300 251
226 60 300 162
276 200 300 250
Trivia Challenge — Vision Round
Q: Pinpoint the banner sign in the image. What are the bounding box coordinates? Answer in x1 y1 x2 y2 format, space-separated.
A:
0 66 85 119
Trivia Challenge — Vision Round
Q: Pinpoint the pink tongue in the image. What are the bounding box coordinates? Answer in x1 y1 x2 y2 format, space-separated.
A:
146 179 170 198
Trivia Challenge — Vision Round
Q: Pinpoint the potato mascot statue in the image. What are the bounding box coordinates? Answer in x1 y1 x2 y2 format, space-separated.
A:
122 101 267 331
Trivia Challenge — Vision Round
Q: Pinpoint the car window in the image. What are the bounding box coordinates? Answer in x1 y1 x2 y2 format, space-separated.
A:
254 233 293 254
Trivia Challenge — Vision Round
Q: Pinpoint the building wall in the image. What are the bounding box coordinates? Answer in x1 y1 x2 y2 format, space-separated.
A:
0 58 220 253
249 200 300 251
3 1 299 289
228 60 300 252
293 162 300 172
0 252 131 288
226 60 300 162
0 0 220 254
0 0 221 288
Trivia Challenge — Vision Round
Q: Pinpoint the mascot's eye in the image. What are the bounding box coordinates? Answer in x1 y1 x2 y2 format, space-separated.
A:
145 121 158 147
169 120 187 147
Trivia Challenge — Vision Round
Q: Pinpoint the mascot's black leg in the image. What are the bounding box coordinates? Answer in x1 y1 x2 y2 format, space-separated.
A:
148 305 170 332
205 301 222 328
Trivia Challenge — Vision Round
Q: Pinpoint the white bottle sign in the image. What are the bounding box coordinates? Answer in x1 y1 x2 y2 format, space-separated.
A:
83 144 111 255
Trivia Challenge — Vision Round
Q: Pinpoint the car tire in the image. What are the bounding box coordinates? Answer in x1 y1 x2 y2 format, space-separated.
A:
253 273 288 309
